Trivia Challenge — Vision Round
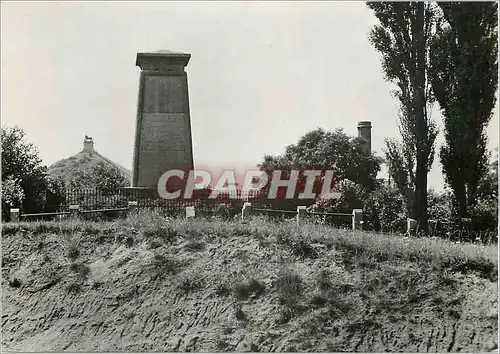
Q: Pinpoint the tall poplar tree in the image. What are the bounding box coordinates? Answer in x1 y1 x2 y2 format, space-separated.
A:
429 2 498 220
367 2 438 233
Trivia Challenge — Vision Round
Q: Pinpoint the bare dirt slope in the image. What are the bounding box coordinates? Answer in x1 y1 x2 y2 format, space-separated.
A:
2 215 498 352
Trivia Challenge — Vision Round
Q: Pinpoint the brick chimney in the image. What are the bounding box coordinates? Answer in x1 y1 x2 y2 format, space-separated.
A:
83 136 94 153
357 121 372 154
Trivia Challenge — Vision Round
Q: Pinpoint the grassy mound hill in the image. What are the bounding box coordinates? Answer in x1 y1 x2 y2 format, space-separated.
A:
2 213 498 352
47 149 131 187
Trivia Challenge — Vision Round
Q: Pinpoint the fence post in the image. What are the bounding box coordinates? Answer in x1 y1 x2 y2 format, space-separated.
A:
69 205 80 218
461 217 472 227
461 217 472 234
296 206 307 226
128 201 138 215
10 208 20 222
242 202 252 220
428 219 437 235
352 209 363 231
186 206 195 219
407 218 417 236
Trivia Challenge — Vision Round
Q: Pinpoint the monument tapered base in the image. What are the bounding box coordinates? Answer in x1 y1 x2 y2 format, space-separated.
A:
132 50 194 188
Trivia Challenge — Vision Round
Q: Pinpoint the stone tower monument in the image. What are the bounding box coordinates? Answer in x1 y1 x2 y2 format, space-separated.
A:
132 50 194 188
83 136 94 153
357 121 372 154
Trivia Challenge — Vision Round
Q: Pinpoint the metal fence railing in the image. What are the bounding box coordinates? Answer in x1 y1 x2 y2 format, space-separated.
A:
306 211 352 228
12 188 357 227
13 188 264 221
59 188 263 211
251 206 353 228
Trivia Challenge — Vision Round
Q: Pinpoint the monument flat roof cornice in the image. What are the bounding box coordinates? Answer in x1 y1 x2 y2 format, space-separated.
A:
136 50 191 68
138 49 190 56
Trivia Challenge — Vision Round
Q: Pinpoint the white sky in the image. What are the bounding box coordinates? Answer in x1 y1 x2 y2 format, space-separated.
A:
1 1 498 191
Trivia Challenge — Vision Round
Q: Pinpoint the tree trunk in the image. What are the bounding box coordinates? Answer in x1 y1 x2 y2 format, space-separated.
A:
455 181 468 218
414 1 429 234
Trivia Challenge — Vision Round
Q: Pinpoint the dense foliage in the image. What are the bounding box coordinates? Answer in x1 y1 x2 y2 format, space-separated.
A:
429 2 498 221
257 128 383 210
1 126 48 218
367 2 439 234
69 162 130 192
1 126 132 217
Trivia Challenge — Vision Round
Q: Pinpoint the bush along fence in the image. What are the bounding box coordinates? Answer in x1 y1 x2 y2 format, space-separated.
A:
9 201 497 242
241 203 359 230
10 200 363 230
60 187 260 211
7 187 262 222
10 187 263 216
9 187 496 241
6 186 438 233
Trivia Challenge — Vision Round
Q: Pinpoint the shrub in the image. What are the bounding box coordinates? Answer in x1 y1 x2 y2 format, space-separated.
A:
215 337 230 351
363 184 406 233
68 162 129 191
185 240 205 251
82 224 101 236
91 281 102 290
215 282 231 297
150 254 182 279
471 198 498 233
34 223 60 235
234 303 247 321
315 270 332 291
1 177 24 221
125 235 134 247
307 179 367 229
425 188 498 241
289 239 318 259
1 126 48 218
276 268 303 309
232 278 266 300
427 189 453 222
143 225 178 241
2 224 20 236
211 203 242 220
67 245 80 261
70 263 91 281
178 274 205 294
314 179 366 213
66 282 82 293
9 277 22 288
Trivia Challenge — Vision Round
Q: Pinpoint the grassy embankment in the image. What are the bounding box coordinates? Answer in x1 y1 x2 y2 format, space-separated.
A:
2 211 498 352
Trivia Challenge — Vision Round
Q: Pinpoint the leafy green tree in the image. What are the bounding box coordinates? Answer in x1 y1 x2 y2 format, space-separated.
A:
367 2 439 233
1 126 48 215
477 149 498 202
44 175 67 212
69 161 129 192
65 162 130 209
1 177 25 220
262 128 382 189
364 181 407 233
258 128 383 209
384 138 415 217
472 149 498 232
429 2 498 220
